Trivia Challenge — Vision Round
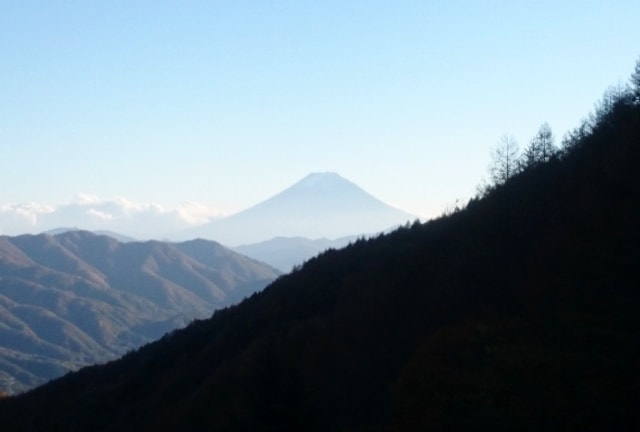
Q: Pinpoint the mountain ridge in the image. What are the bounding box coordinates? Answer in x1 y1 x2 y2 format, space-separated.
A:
0 230 280 394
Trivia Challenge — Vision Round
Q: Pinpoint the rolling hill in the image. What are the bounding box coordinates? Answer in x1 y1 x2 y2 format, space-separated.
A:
0 67 639 430
0 231 279 394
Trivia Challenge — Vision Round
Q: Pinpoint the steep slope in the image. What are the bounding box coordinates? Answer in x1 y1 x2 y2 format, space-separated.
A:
181 172 414 245
0 231 279 394
0 85 638 430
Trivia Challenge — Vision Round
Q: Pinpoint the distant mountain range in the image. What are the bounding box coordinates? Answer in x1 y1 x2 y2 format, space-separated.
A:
233 235 360 272
178 172 415 245
0 230 279 394
44 228 137 243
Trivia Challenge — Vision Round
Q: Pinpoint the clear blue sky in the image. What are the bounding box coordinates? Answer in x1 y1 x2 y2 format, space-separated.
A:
2 1 639 225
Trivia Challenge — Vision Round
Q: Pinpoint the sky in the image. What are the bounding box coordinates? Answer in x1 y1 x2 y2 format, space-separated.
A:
1 1 639 237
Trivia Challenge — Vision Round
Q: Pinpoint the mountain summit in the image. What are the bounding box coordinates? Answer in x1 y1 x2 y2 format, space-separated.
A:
182 172 414 245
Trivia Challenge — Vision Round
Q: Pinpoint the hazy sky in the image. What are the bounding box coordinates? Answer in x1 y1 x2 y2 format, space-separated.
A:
1 1 639 235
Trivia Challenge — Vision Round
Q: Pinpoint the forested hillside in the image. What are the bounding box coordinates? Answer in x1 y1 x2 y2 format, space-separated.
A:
0 232 279 394
0 61 639 431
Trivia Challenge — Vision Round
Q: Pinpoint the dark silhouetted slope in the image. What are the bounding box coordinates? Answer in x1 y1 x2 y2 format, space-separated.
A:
0 75 639 431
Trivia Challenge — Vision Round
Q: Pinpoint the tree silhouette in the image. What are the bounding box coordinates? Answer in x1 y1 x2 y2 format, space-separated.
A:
630 57 640 104
562 118 591 152
522 122 556 167
594 86 631 123
489 134 520 185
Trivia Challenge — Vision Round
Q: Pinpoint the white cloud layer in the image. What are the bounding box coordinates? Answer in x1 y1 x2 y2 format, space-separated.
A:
0 196 223 239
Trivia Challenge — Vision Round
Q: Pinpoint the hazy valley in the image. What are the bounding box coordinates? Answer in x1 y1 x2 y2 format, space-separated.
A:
233 235 359 272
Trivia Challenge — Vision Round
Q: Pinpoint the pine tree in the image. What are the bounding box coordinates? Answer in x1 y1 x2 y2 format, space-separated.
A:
489 134 519 185
523 123 556 167
631 57 640 104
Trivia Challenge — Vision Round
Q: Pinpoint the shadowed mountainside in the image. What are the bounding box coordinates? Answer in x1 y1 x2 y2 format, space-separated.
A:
1 69 639 430
0 231 279 394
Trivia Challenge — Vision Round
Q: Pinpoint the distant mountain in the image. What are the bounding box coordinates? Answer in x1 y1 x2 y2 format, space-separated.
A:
44 228 137 243
0 231 279 394
234 235 359 272
42 227 81 236
179 172 414 245
92 230 137 243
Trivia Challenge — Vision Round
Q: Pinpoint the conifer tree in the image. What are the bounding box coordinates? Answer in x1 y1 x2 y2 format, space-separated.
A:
489 134 519 185
523 123 556 167
631 57 640 104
